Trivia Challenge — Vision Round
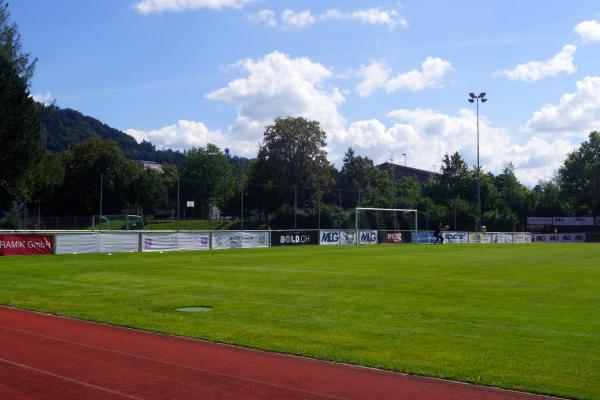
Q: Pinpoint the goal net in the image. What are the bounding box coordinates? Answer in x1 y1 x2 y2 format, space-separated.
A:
355 208 417 244
92 215 144 231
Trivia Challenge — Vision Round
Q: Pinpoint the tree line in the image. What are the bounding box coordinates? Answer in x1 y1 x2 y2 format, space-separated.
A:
1 0 599 230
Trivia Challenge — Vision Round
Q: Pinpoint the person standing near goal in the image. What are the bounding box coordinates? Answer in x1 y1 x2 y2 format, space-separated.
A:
433 222 444 244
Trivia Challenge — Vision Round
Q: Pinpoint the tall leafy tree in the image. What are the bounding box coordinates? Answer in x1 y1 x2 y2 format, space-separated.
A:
558 131 600 216
0 0 41 210
249 117 334 213
59 138 138 215
179 144 235 218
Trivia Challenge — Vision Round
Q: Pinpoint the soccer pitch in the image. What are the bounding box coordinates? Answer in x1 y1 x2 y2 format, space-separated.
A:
1 244 599 399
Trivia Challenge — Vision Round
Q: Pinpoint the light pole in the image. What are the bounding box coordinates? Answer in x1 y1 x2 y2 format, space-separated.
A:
468 92 487 232
402 153 407 167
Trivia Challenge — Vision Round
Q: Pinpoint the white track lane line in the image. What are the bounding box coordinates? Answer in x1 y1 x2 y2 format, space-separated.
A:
0 325 345 400
0 357 145 400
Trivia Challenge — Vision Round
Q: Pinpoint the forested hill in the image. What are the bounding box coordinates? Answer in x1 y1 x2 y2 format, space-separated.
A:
35 104 185 164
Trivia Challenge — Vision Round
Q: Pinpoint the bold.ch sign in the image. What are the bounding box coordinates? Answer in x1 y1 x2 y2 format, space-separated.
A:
0 234 53 256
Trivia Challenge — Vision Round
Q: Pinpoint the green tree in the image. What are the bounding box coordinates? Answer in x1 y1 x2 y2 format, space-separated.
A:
179 144 235 218
59 138 138 215
249 117 334 214
558 132 600 216
0 0 41 210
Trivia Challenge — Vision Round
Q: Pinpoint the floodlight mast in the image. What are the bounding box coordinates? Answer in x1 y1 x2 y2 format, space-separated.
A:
467 92 488 231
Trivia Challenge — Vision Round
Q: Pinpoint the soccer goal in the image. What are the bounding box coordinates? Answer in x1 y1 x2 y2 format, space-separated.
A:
92 214 144 231
355 208 418 244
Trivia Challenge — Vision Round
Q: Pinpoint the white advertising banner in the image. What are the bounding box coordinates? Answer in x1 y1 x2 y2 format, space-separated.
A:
468 233 485 243
358 230 378 245
340 231 357 245
484 233 507 243
527 217 553 225
142 233 178 252
211 231 269 249
443 232 468 244
320 230 341 245
177 233 210 251
553 217 594 226
100 233 139 253
55 233 101 254
513 233 532 243
503 233 514 243
532 233 586 243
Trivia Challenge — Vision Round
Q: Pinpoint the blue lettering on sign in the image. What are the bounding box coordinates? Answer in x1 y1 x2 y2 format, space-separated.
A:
360 232 377 243
321 232 340 243
445 233 466 240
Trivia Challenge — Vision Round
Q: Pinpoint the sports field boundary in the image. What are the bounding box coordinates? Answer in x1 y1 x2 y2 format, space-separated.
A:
0 305 567 400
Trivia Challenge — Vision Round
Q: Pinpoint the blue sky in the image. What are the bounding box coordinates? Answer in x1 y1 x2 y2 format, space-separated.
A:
11 0 600 184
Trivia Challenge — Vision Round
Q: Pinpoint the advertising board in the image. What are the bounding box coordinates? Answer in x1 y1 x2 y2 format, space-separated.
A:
177 233 210 251
142 233 179 252
468 233 485 243
358 230 378 245
527 217 553 225
211 231 269 249
553 217 594 226
443 232 468 244
378 231 403 244
320 230 341 245
414 231 435 244
55 233 100 254
0 234 53 256
484 233 507 243
532 233 586 242
271 230 319 246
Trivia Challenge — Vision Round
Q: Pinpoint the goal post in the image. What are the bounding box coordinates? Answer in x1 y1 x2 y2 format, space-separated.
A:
92 214 144 231
355 208 418 244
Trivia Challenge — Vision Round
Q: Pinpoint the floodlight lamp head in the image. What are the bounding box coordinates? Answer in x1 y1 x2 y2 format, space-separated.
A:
481 98 488 103
469 92 476 98
479 92 486 98
468 99 475 103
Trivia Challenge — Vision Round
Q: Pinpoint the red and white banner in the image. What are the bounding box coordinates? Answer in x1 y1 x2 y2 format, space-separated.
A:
0 234 53 256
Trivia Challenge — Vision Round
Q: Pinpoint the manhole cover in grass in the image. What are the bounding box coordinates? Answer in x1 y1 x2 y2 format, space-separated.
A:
175 306 213 313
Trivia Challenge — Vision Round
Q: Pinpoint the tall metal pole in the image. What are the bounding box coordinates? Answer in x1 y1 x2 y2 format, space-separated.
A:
476 97 482 232
317 190 321 229
99 173 103 218
176 178 180 232
293 186 297 230
241 181 244 231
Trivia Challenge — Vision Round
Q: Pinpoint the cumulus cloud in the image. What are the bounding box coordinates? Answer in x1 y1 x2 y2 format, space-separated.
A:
281 9 316 28
248 9 277 26
524 76 600 138
207 51 347 142
498 45 577 82
250 8 406 29
127 52 573 185
134 0 252 14
574 20 600 43
31 91 54 105
340 109 572 185
356 57 452 96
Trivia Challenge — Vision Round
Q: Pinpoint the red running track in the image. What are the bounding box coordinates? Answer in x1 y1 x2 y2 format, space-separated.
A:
0 306 562 400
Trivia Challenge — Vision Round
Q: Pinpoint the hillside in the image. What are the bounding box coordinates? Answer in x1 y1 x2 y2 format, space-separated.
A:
35 104 185 164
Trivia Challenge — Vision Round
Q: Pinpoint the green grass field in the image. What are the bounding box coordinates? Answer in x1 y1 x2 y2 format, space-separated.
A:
1 244 599 399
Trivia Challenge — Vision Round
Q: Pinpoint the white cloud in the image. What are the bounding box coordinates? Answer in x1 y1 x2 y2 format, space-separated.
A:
134 0 251 14
252 8 407 30
127 52 572 186
356 57 452 96
207 51 347 143
340 109 572 185
248 9 277 26
349 8 407 29
31 91 54 105
524 76 600 138
574 20 600 43
281 9 316 28
498 45 577 82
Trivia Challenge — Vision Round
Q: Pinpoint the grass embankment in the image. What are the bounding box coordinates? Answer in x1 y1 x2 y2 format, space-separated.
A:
1 244 598 399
